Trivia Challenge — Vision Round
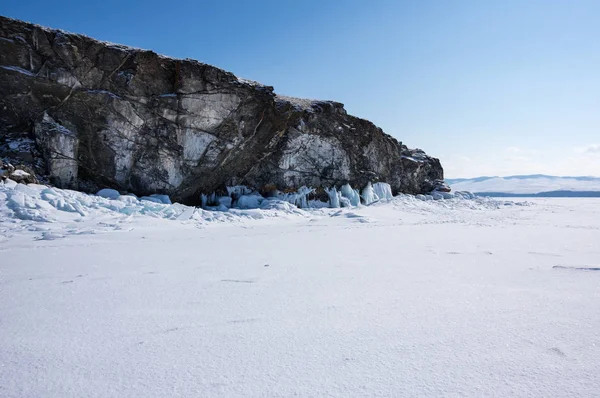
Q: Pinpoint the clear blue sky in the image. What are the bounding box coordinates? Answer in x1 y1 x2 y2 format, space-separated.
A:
3 0 599 177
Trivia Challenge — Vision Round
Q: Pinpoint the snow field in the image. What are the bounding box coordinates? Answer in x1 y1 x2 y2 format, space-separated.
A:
1 180 599 397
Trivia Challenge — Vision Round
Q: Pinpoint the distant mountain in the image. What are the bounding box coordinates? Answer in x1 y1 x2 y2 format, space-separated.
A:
447 175 600 196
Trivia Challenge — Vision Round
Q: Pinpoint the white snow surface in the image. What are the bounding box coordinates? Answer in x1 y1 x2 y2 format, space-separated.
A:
9 169 30 177
1 181 600 397
450 175 600 194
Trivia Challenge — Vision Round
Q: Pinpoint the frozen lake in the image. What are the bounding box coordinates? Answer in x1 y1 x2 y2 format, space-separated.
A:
1 189 599 397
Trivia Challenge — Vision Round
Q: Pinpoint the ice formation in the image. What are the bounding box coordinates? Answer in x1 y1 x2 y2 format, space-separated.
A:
139 194 172 204
91 181 476 213
237 195 264 209
431 192 444 200
325 187 341 208
227 185 253 204
341 184 361 206
0 176 483 244
277 186 315 209
195 180 475 211
372 182 393 201
201 192 218 208
361 182 379 205
96 188 121 200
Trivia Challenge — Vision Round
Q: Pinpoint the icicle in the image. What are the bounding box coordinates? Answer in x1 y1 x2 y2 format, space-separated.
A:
200 192 218 208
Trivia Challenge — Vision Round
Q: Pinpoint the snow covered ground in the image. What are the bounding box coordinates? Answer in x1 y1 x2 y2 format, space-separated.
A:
1 182 599 397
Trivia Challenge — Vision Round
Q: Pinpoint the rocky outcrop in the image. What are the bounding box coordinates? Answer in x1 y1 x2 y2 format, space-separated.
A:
0 160 38 184
0 16 443 204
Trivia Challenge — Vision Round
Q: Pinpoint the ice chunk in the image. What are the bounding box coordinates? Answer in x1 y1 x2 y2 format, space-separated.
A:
5 190 54 222
3 179 17 189
326 187 341 208
237 195 264 209
278 186 314 208
150 194 172 204
432 192 444 200
118 195 139 204
307 200 329 209
201 192 218 208
455 191 475 199
227 186 255 207
227 186 253 198
49 198 78 213
215 204 229 212
25 184 47 191
372 182 393 201
416 194 426 201
340 183 361 206
140 196 162 203
218 196 232 208
339 197 351 208
361 182 379 205
259 199 297 213
15 183 39 196
8 191 25 208
139 195 171 205
96 188 120 200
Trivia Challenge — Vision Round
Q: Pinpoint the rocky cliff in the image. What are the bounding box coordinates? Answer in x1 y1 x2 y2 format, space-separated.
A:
0 16 443 204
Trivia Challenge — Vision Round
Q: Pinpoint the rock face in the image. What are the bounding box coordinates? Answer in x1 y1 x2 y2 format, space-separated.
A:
0 16 443 204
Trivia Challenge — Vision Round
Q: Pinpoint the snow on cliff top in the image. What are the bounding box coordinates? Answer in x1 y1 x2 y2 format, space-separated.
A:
275 95 343 112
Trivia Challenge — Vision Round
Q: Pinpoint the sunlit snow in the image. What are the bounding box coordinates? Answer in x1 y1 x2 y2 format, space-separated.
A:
1 180 599 397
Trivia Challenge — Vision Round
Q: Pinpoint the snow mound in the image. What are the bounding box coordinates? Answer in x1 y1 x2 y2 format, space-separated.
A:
0 182 316 240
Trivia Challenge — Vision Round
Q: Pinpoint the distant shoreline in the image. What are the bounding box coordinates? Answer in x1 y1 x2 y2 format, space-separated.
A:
475 191 600 198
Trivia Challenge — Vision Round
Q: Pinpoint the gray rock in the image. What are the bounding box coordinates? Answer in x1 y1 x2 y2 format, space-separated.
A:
7 164 38 184
432 179 451 192
0 16 444 204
